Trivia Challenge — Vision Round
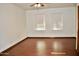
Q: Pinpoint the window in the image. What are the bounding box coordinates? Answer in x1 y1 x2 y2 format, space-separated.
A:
35 14 46 30
50 13 63 30
34 13 63 31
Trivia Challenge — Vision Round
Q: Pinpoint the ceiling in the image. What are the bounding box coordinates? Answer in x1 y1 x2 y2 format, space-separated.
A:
15 3 76 10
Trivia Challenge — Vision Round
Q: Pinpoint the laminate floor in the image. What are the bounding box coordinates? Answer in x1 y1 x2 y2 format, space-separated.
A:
3 38 77 56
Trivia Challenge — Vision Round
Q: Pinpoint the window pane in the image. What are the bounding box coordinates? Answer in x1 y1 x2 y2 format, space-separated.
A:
34 14 46 30
50 13 63 30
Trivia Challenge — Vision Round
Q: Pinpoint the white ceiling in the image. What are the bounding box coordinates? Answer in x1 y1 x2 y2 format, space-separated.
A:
15 3 76 10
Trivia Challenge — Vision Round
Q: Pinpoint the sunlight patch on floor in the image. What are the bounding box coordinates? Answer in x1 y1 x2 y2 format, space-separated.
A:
52 41 63 51
36 40 46 55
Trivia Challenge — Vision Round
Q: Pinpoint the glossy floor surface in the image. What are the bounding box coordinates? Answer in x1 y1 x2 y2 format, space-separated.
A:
3 38 77 56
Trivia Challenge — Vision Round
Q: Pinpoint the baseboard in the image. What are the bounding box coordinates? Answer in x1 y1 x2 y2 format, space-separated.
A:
1 36 28 53
27 37 76 39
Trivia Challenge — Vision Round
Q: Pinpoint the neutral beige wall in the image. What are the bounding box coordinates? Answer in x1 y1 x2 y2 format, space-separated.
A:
26 7 76 37
0 3 27 52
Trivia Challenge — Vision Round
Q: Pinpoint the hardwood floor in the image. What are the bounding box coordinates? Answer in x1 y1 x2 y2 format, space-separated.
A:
2 37 77 56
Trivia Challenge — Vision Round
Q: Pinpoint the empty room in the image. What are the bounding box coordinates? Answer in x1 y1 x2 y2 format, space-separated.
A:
0 3 79 56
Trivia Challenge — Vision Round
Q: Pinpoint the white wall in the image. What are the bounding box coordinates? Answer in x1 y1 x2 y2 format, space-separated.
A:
26 7 76 37
0 4 27 52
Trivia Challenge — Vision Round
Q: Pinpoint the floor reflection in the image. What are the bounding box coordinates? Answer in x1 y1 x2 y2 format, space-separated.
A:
51 41 66 55
52 41 63 51
36 40 46 55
